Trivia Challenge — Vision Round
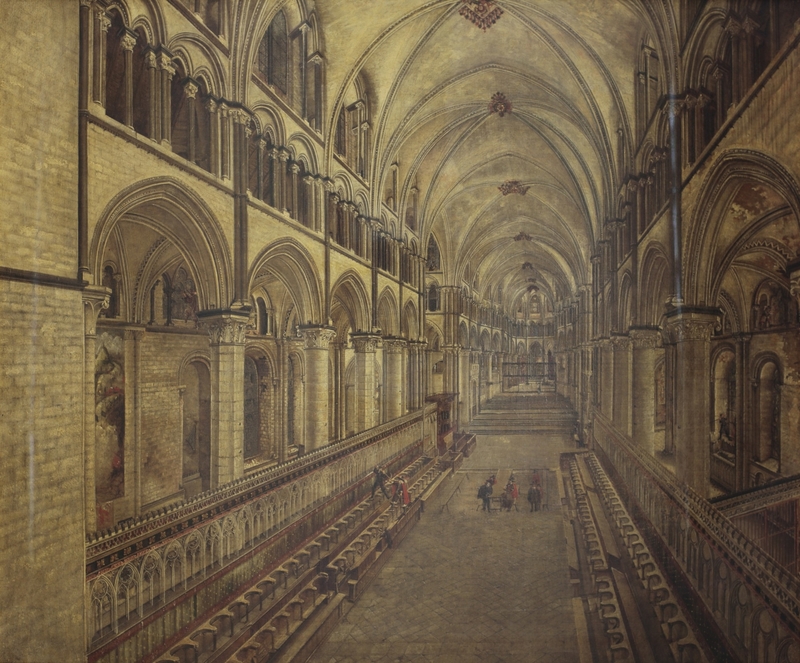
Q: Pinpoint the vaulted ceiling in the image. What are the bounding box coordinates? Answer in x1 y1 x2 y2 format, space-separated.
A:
313 0 648 313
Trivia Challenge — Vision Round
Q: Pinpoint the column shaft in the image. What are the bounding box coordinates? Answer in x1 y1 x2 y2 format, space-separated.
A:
200 311 248 488
665 308 718 496
630 328 661 455
300 326 335 450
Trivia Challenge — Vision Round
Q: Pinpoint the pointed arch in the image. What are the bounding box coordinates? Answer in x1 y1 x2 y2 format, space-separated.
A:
376 288 399 336
248 239 323 324
90 178 233 319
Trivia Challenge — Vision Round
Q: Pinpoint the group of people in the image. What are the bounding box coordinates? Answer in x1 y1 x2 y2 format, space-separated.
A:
371 466 410 508
478 474 543 512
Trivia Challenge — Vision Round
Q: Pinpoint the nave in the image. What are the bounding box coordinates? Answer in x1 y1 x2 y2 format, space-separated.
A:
307 392 581 663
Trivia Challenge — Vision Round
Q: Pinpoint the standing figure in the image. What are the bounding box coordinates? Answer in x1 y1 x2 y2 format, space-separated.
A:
478 480 493 512
371 466 390 499
397 476 410 509
533 484 542 511
527 482 536 512
506 478 519 511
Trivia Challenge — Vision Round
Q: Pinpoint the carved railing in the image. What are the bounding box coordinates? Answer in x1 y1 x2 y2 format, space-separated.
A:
86 405 434 564
713 474 800 518
710 452 735 492
86 405 435 653
592 412 800 658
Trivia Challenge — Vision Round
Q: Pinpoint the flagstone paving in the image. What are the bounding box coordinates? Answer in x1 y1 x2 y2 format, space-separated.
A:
307 395 581 663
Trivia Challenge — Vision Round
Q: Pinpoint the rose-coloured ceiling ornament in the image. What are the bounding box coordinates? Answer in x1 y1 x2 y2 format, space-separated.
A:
501 180 530 196
460 0 503 31
513 231 532 242
489 92 512 117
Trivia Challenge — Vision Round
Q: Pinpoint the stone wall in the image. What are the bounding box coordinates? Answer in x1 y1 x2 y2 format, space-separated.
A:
0 281 87 662
0 1 86 660
0 0 78 277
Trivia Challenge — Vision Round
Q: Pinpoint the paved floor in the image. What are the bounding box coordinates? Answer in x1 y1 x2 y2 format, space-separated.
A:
307 395 581 663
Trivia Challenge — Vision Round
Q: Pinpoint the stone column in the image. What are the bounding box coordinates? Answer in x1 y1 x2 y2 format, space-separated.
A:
288 161 300 220
598 338 613 419
303 174 316 228
664 307 719 497
83 286 110 532
277 149 290 214
93 10 111 105
630 327 661 454
733 332 752 490
120 30 137 127
384 337 406 420
183 79 199 163
157 51 175 146
206 98 220 177
198 310 249 488
219 103 231 180
459 348 471 425
299 325 336 451
610 334 630 435
352 333 381 431
144 49 159 141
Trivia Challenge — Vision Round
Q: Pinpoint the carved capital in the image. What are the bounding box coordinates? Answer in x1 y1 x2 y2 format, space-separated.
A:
724 15 743 37
289 161 301 175
120 30 138 52
231 108 251 125
629 327 662 349
156 51 175 75
610 334 630 350
298 324 336 350
383 336 408 353
198 310 250 345
351 332 381 353
663 308 719 344
96 10 111 33
662 97 684 119
144 49 157 69
83 286 111 337
183 80 199 100
205 97 218 113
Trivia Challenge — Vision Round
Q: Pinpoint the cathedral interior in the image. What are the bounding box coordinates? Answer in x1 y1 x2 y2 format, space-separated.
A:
3 0 800 661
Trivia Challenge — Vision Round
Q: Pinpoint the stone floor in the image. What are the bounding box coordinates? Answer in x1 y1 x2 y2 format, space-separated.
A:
307 396 584 663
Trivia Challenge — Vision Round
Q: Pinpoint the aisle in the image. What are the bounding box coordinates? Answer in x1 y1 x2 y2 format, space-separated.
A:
307 395 584 663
